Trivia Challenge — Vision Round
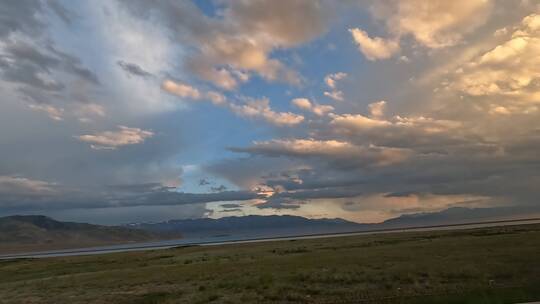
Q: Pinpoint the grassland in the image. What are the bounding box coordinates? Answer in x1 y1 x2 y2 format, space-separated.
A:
1 224 540 304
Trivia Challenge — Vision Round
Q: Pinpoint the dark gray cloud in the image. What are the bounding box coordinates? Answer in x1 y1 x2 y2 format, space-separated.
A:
220 203 242 209
0 0 44 38
0 1 99 111
198 178 211 186
0 177 261 214
117 60 153 79
221 208 242 212
271 187 364 201
257 197 304 210
211 185 228 192
0 41 99 92
48 45 100 85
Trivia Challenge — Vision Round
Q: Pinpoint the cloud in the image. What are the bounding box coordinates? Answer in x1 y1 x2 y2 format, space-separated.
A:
162 79 228 106
117 60 153 78
206 91 227 105
230 97 304 126
0 176 57 196
2 1 540 224
330 113 391 130
74 103 106 122
0 1 101 127
324 72 347 89
162 79 302 126
231 138 412 167
327 112 470 153
211 185 228 192
445 13 540 114
77 126 154 150
324 91 344 102
120 0 332 89
0 178 261 213
46 0 76 25
28 103 64 121
198 178 211 186
0 0 44 38
323 72 347 101
349 28 400 60
369 0 493 49
368 100 387 118
162 79 201 99
291 98 334 116
220 203 241 209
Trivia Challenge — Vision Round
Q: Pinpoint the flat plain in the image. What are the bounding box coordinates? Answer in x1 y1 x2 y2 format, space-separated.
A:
1 223 539 304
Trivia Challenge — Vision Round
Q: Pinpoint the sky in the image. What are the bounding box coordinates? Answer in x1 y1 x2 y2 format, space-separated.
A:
1 0 540 225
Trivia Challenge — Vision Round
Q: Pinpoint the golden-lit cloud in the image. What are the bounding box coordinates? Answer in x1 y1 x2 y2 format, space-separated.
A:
324 72 347 89
163 79 304 126
162 80 201 99
291 98 334 116
330 113 391 130
77 126 154 150
230 98 304 126
369 0 493 49
125 0 332 90
445 13 540 115
368 100 387 118
349 28 400 60
233 138 411 167
323 72 347 101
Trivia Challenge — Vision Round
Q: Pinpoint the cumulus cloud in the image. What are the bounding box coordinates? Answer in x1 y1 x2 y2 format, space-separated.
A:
77 126 154 150
162 79 303 126
121 0 332 89
368 100 387 118
162 79 201 99
324 72 347 89
324 90 344 102
230 98 304 126
323 72 347 101
349 28 400 60
446 13 540 115
330 113 391 130
291 98 334 116
369 0 493 49
206 91 227 106
328 112 469 153
162 79 228 106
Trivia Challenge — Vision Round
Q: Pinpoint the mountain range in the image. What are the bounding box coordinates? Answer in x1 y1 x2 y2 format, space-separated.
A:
3 206 538 255
0 215 180 255
125 215 362 238
126 206 540 239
